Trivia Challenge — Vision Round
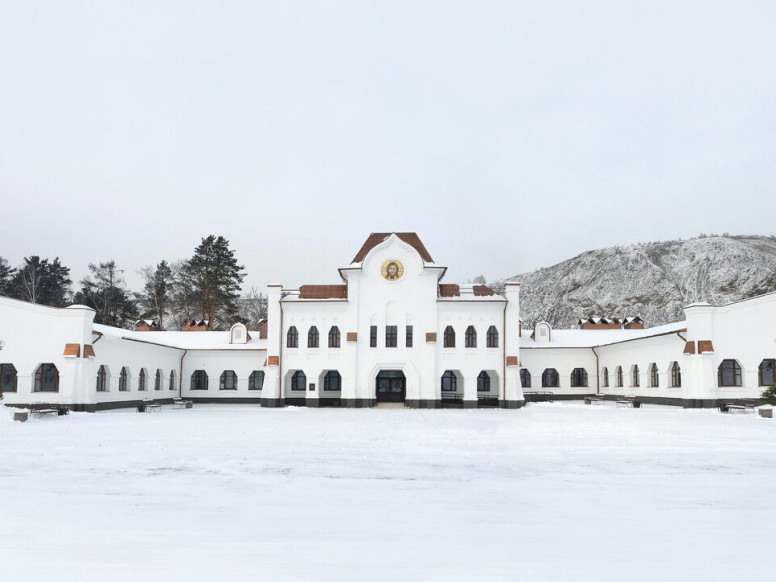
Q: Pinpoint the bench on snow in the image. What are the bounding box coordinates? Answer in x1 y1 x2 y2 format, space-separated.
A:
719 400 756 413
616 396 641 408
139 399 162 412
28 402 67 417
589 395 606 405
173 398 193 409
524 391 555 403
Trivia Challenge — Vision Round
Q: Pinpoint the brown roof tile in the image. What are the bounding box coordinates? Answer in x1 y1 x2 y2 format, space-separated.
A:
473 285 495 296
438 284 460 297
298 285 348 299
351 233 434 264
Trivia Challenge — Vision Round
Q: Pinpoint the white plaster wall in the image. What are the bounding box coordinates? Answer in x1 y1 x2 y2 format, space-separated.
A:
520 348 598 394
181 350 267 399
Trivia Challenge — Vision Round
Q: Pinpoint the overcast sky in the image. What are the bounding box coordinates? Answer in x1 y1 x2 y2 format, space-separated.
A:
1 1 774 293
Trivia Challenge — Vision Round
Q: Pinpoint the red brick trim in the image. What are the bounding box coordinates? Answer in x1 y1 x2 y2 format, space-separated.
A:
346 332 358 342
426 332 437 342
63 343 80 357
506 356 519 367
683 341 696 355
698 340 714 354
83 345 95 358
267 356 279 366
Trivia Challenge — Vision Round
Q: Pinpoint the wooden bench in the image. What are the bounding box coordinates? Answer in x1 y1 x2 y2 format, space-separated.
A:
524 391 555 403
173 398 193 409
28 402 67 417
589 395 606 405
140 399 162 412
616 396 641 408
719 400 756 413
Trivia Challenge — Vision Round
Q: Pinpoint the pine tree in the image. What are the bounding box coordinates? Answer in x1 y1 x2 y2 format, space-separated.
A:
182 235 245 330
8 256 72 306
139 260 173 329
74 261 138 328
0 257 14 296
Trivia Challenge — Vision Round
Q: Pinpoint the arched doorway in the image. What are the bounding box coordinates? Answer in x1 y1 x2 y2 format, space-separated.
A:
376 370 406 403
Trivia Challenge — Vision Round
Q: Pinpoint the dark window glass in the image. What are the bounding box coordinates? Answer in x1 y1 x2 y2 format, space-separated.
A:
119 367 129 391
324 370 342 391
34 363 59 392
155 369 163 391
519 368 531 388
632 365 640 387
287 326 298 348
477 371 490 392
486 326 498 348
759 359 775 386
220 370 237 390
465 326 477 348
405 325 413 348
443 326 455 348
602 367 609 388
542 368 559 388
649 364 659 387
96 365 107 392
169 371 176 390
291 371 306 391
249 371 265 390
191 370 208 390
441 370 457 392
138 369 146 391
615 366 623 388
308 326 319 348
671 362 681 387
386 325 398 348
718 359 742 387
370 326 377 348
328 326 340 348
1 364 18 392
570 368 588 387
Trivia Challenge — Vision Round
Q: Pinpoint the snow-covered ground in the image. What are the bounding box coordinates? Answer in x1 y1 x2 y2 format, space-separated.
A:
1 403 774 582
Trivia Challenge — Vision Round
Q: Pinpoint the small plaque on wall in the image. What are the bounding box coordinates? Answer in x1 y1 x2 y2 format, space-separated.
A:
308 383 315 391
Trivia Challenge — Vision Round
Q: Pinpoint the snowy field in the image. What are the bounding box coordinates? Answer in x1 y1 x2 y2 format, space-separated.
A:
1 403 774 582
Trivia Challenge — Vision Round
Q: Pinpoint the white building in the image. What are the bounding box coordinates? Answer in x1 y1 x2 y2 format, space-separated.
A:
1 233 774 410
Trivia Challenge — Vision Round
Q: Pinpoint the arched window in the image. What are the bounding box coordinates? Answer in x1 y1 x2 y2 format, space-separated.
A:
759 359 775 386
649 363 659 387
542 368 559 388
119 367 129 391
324 371 342 391
191 370 208 390
443 326 456 348
615 366 623 388
169 370 177 391
602 367 609 388
328 326 340 348
308 326 319 348
465 326 477 348
631 365 640 387
96 365 107 392
718 359 742 387
486 326 498 348
519 368 531 388
287 326 298 348
570 368 588 387
441 370 457 392
138 369 147 391
670 362 681 387
34 363 59 392
155 369 163 391
1 364 18 392
249 371 265 390
477 371 491 392
291 371 306 391
220 370 237 390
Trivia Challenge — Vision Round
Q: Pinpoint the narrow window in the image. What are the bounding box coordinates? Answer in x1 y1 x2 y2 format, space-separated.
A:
191 370 208 390
249 371 265 390
138 369 146 391
287 326 298 348
602 367 609 388
477 371 491 392
155 369 163 391
308 326 319 348
405 325 413 348
570 368 588 388
631 365 640 387
486 326 498 348
670 362 681 387
465 326 477 348
385 325 398 348
370 325 377 348
443 326 455 348
718 359 742 387
542 368 559 388
169 370 176 391
291 371 306 391
323 370 342 391
615 366 623 388
441 370 457 392
119 367 129 391
34 364 59 392
220 370 237 390
1 364 18 392
96 365 107 392
519 368 531 388
649 363 659 387
328 326 340 348
759 359 775 386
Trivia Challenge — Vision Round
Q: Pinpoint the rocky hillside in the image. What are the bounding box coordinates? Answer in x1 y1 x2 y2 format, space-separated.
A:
491 235 776 328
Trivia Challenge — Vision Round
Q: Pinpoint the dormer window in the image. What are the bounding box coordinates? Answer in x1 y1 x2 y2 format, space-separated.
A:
230 323 248 344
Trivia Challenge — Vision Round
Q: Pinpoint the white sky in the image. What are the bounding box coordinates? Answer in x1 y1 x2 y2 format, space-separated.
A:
1 1 774 293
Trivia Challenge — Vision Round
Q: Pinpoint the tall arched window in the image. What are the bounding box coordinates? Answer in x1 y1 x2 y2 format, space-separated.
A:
155 369 163 391
615 366 623 388
441 370 457 392
287 326 298 348
308 326 319 348
119 367 129 391
718 359 742 387
169 370 177 391
670 362 681 387
631 365 640 387
602 367 609 388
477 371 491 392
519 368 531 388
542 368 559 388
138 369 147 391
570 368 588 387
291 371 306 391
220 370 237 390
443 326 455 348
96 365 107 392
486 326 498 348
249 371 265 390
649 363 659 387
328 326 340 348
34 364 59 392
191 370 208 390
465 326 477 348
1 364 18 392
759 359 775 386
324 371 341 391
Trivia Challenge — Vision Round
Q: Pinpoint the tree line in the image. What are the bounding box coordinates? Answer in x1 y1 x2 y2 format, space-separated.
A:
0 235 267 331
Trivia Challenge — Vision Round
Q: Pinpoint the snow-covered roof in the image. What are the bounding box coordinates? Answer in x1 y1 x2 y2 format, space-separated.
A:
438 284 505 302
520 320 687 349
93 324 267 350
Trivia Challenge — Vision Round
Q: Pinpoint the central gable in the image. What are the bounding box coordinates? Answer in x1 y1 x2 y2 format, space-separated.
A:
351 232 435 264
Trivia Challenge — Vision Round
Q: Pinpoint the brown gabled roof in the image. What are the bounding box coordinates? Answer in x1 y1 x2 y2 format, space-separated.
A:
298 285 348 299
473 285 495 296
439 284 460 297
351 233 434 264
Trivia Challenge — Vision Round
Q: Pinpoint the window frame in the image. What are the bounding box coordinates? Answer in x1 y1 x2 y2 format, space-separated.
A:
191 369 209 390
323 370 342 391
615 366 623 388
486 326 498 348
96 365 107 392
465 326 477 348
718 359 742 387
519 368 531 388
220 370 238 390
34 363 59 392
138 368 147 391
291 370 306 391
649 363 659 388
477 371 491 392
1 363 18 392
385 325 398 348
328 326 340 348
405 325 413 348
670 362 681 388
249 370 265 390
443 326 455 348
155 369 163 391
308 326 319 348
119 367 129 392
758 359 775 387
441 370 457 392
287 326 298 348
570 368 588 388
370 325 377 348
631 365 640 387
542 368 559 388
602 367 609 388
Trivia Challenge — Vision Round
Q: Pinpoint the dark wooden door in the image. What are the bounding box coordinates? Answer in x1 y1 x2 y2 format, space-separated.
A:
376 371 406 402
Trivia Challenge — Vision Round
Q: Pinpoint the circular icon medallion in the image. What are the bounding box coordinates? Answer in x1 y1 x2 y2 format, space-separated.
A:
381 259 404 281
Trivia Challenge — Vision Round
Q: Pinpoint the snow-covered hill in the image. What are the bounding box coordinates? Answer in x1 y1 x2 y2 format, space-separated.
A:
491 235 776 328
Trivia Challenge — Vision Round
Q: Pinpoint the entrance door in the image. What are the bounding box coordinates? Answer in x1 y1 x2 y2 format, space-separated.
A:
376 370 406 403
